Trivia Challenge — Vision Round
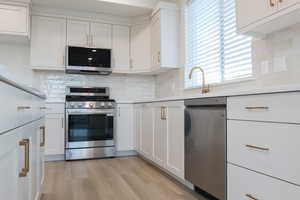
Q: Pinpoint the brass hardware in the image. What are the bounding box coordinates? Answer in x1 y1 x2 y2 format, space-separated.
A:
269 0 275 7
40 126 45 147
17 106 31 110
158 52 161 64
19 139 30 177
245 106 269 110
246 194 259 200
189 66 210 94
246 144 270 151
278 0 283 3
161 106 167 120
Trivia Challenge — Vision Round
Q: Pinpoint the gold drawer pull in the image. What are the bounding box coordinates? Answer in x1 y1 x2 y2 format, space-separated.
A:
40 126 46 147
19 139 30 177
246 194 259 200
278 0 283 3
17 106 31 110
245 106 269 110
246 144 270 151
269 0 275 7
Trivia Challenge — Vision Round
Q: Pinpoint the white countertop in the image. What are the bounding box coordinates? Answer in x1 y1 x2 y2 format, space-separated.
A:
0 72 46 99
117 84 300 104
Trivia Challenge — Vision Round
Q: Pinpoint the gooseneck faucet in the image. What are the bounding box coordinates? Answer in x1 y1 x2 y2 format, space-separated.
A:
189 66 210 94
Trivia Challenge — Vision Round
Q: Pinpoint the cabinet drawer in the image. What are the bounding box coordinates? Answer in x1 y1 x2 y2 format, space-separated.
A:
45 103 65 114
227 92 300 123
228 120 300 185
228 164 300 200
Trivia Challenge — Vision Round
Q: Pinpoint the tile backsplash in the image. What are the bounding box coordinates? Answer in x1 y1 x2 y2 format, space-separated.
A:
34 71 156 102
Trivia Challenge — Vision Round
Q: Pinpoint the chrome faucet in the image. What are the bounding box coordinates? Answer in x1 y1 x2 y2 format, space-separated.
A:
189 66 210 94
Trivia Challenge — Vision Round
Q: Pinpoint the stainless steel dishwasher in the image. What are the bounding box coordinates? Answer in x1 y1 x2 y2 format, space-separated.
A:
185 97 227 200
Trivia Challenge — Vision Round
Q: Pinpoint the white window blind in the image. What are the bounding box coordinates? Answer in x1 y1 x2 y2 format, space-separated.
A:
185 0 252 88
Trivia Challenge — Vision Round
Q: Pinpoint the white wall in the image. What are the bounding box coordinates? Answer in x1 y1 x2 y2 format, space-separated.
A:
0 43 34 86
155 1 300 98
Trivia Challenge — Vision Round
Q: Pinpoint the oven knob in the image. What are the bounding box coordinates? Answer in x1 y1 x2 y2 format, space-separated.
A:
89 103 94 108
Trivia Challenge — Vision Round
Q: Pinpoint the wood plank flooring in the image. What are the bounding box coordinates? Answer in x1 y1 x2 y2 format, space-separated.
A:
41 156 205 200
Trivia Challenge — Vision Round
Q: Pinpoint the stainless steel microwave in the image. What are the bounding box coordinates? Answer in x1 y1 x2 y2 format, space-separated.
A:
66 46 112 75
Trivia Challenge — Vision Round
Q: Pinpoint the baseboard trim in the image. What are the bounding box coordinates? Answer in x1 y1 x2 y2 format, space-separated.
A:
137 153 194 190
115 150 137 157
45 154 65 161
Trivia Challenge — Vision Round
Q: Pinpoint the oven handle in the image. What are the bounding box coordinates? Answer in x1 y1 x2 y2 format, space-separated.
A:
66 109 115 115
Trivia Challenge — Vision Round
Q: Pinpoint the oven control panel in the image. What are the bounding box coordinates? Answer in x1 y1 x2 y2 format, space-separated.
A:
66 101 115 109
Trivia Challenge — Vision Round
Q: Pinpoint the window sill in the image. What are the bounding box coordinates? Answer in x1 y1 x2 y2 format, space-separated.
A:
184 76 256 90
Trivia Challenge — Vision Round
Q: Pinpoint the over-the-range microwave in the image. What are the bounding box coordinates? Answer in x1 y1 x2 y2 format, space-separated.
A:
66 46 112 75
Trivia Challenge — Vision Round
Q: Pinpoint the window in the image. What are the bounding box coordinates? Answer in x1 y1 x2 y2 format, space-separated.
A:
185 0 252 88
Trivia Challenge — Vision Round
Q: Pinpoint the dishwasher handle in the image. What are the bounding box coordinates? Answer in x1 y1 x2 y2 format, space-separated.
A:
184 109 192 137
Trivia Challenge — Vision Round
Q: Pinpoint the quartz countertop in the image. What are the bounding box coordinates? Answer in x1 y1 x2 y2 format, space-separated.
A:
0 72 46 99
117 84 300 104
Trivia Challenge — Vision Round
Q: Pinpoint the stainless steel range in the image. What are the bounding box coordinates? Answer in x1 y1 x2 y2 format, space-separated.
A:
65 87 116 160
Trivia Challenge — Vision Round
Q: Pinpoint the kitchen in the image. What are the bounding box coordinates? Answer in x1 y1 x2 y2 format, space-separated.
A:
1 0 300 200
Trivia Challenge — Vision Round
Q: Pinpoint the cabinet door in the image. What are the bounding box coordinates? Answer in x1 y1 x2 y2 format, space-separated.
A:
116 104 134 151
131 24 151 72
67 20 90 47
0 130 20 200
90 22 112 48
140 104 154 160
236 0 276 29
112 25 130 72
31 16 66 68
153 106 167 168
166 103 185 179
0 4 28 34
151 14 161 70
133 105 142 152
278 0 300 10
45 114 65 155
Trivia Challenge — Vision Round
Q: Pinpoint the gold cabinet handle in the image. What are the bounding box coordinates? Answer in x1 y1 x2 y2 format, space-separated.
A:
246 144 270 151
246 194 259 200
19 139 30 177
269 0 275 7
158 51 161 64
278 0 283 3
40 126 45 147
245 106 269 110
17 106 31 110
161 106 167 120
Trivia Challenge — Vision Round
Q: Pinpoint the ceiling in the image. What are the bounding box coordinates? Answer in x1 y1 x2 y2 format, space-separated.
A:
32 0 158 17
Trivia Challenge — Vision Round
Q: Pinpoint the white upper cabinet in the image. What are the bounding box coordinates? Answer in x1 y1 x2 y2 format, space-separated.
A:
67 20 90 47
90 22 112 49
130 24 151 73
236 0 275 30
67 20 112 48
150 2 179 73
31 16 67 70
236 0 300 36
112 25 130 72
0 3 30 40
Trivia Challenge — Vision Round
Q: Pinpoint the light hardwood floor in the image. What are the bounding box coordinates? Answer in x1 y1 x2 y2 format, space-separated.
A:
41 156 205 200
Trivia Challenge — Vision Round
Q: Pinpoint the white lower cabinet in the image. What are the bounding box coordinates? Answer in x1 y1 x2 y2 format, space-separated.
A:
136 101 184 180
116 104 134 151
0 118 45 200
228 164 300 200
45 114 65 156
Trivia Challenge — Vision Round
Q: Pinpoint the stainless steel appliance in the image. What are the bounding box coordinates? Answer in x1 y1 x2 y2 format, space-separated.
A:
66 46 112 75
185 97 227 200
65 87 116 160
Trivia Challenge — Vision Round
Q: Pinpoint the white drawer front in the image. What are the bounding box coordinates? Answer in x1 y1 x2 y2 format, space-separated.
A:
227 92 300 123
228 164 300 200
228 120 300 185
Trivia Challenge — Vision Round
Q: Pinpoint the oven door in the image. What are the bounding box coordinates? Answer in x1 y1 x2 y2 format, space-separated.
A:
66 109 115 149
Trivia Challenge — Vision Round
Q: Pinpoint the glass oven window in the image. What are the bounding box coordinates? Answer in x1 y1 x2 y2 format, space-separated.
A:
68 114 113 142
